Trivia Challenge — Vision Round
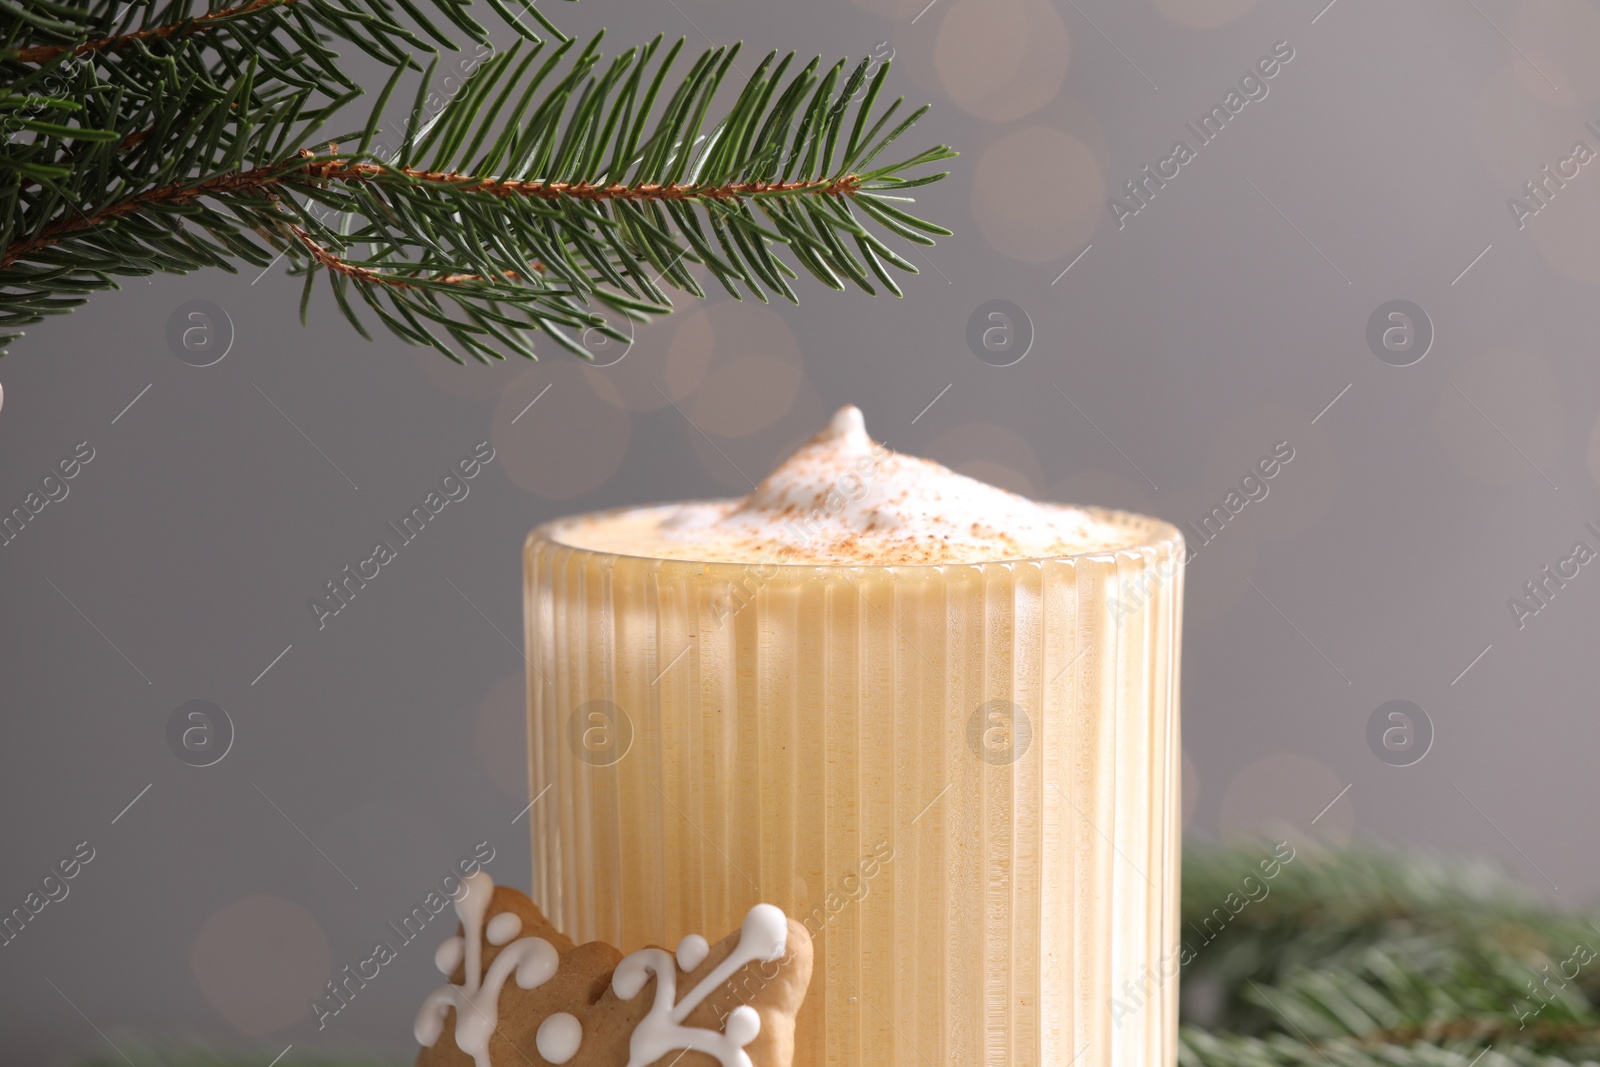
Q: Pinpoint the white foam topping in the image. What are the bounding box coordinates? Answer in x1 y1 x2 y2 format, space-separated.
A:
551 406 1149 565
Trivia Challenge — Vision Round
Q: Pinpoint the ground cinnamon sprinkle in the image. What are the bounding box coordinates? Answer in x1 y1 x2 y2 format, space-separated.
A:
551 406 1156 565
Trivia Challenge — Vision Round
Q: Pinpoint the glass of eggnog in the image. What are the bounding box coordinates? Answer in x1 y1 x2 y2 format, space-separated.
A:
524 406 1184 1067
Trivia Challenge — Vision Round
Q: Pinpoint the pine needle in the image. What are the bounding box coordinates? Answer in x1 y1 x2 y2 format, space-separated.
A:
0 2 953 360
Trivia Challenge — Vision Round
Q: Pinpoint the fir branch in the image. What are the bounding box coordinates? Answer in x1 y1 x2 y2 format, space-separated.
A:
301 159 867 202
1179 844 1600 1066
286 219 540 287
0 1 952 361
1179 1028 1590 1067
5 0 301 66
1 158 295 268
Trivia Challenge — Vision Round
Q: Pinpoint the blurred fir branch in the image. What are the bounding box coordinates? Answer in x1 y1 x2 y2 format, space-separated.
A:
1177 843 1600 1067
78 846 1600 1067
0 0 953 362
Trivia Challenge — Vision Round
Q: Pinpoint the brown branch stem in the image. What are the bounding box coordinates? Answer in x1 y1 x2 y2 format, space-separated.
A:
289 225 545 290
289 225 399 287
0 155 863 271
301 159 866 202
7 0 300 65
1 163 290 268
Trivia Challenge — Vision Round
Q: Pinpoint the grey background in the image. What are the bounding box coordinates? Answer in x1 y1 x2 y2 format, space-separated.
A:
5 0 1600 1060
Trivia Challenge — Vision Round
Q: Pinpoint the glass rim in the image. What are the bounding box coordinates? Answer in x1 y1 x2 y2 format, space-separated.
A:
528 500 1186 571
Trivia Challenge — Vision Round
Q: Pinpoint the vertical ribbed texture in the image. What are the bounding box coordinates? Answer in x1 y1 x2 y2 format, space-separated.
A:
524 513 1184 1067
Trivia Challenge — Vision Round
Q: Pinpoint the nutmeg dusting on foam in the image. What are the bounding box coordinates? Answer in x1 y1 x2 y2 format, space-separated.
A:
551 405 1147 565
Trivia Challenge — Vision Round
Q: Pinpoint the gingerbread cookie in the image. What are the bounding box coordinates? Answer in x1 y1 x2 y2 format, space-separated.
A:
413 872 813 1067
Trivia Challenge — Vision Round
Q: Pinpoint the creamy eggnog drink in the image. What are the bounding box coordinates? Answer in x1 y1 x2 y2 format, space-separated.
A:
524 406 1184 1067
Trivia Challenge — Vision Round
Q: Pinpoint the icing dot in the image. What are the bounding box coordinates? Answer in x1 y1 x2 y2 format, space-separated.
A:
434 936 464 975
513 938 560 990
742 904 788 961
486 912 523 946
676 933 709 972
535 1012 583 1064
725 1005 761 1046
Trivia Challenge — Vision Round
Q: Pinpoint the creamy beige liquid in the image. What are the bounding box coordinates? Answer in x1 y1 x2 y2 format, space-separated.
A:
524 409 1184 1067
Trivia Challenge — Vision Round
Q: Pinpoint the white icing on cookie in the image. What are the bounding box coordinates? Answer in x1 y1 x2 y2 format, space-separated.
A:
676 934 709 972
415 882 792 1067
486 912 522 946
613 903 789 1067
724 1005 761 1046
435 936 465 975
536 1011 583 1064
414 871 561 1067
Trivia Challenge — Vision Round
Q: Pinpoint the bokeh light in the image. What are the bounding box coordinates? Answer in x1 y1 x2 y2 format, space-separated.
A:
934 0 1069 123
1508 0 1600 107
413 345 526 401
663 306 715 402
683 301 805 438
1473 65 1577 188
972 127 1104 263
190 896 331 1035
684 375 830 493
1530 172 1600 284
925 421 1045 497
493 365 632 499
